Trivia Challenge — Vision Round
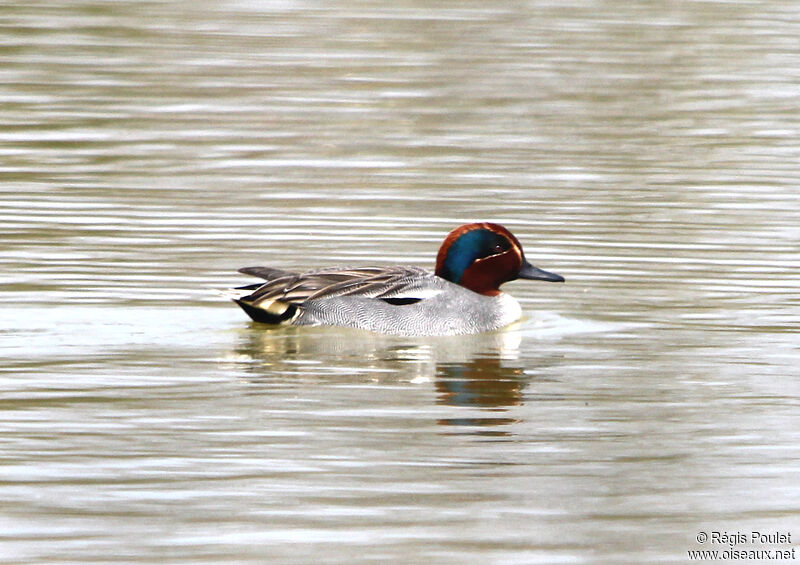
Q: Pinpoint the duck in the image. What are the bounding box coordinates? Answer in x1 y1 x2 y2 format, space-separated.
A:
232 222 564 336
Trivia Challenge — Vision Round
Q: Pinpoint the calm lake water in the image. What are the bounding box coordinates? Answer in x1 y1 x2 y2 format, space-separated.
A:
2 1 800 563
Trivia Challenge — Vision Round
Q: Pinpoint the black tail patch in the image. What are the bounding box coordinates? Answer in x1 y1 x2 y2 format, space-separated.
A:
234 299 297 324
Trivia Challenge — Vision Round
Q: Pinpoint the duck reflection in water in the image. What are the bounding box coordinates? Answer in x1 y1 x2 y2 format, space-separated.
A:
435 356 525 431
229 323 545 433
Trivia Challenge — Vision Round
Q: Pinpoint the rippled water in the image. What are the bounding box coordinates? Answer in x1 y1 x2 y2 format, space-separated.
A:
2 1 800 563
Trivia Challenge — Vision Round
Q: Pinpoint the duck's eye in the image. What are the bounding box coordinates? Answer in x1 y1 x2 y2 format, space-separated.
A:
479 243 507 259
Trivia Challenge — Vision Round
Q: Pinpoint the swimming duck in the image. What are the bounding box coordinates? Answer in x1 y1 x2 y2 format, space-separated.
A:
232 222 564 336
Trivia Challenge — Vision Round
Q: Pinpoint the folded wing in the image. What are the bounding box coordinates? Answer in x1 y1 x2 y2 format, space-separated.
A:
240 266 438 308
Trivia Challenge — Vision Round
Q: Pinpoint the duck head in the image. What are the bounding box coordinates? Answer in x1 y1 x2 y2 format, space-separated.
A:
435 222 564 296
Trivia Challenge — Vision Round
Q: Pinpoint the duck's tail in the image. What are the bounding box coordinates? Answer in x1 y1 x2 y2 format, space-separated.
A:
233 297 298 324
230 266 300 324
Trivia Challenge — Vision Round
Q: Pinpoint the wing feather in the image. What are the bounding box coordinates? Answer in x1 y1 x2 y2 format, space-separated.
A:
242 266 439 307
238 266 298 281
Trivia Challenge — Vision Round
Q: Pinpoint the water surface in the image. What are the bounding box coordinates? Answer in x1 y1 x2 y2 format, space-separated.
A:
2 1 799 563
